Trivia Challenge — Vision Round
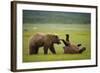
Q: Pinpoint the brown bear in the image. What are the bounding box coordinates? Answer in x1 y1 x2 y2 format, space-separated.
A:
29 33 61 55
61 34 86 54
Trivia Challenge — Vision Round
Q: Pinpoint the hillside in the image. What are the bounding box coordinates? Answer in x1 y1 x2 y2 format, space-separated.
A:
23 10 91 24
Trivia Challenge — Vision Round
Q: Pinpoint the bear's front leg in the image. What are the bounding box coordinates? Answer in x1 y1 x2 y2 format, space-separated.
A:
35 47 39 54
44 46 48 54
50 46 56 54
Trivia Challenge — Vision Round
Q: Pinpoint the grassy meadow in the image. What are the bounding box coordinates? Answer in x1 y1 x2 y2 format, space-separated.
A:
23 23 91 62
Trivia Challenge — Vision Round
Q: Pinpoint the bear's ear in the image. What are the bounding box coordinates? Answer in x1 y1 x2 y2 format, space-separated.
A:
55 35 58 38
54 35 58 38
54 35 59 40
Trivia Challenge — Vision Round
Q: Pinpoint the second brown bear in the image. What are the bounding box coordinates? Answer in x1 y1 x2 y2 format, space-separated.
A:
61 34 86 54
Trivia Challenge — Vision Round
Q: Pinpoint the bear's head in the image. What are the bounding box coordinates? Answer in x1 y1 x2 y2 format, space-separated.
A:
52 35 61 44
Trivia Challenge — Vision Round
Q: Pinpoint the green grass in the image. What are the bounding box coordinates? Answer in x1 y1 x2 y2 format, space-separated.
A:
23 24 91 62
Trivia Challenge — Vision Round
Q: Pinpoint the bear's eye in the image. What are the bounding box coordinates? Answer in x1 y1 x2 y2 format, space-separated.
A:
55 36 58 38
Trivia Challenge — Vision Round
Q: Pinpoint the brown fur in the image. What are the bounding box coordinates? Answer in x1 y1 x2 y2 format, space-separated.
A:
63 44 86 54
29 33 61 55
61 34 86 54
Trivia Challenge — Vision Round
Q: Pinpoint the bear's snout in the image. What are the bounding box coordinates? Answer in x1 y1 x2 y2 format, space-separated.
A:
57 41 61 44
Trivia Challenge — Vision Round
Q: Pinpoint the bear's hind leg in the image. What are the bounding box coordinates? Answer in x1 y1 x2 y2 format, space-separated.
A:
79 47 86 53
77 44 82 47
29 46 37 55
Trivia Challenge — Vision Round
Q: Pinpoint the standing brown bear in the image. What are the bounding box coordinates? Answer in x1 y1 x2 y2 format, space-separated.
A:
29 33 61 55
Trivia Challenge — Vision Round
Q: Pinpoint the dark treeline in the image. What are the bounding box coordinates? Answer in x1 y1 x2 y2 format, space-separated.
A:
23 10 91 24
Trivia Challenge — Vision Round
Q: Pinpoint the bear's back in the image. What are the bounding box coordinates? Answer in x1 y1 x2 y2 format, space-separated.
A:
29 33 47 46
